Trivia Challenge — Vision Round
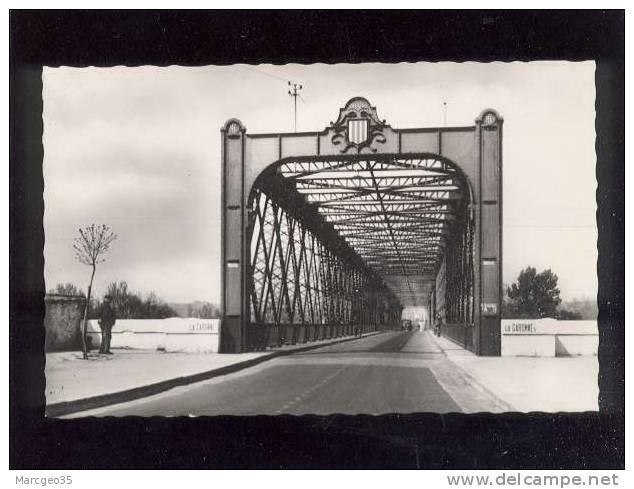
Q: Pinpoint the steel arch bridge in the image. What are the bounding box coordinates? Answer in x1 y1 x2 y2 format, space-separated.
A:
221 97 502 356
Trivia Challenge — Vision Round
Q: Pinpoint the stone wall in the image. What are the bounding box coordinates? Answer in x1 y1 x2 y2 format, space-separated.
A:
44 294 86 352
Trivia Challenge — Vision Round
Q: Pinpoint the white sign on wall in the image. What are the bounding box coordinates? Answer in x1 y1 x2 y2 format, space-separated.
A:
503 322 537 334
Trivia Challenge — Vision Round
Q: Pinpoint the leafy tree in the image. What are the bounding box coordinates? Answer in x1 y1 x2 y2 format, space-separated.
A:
73 224 117 359
558 309 582 320
558 298 598 320
49 282 85 297
506 267 561 319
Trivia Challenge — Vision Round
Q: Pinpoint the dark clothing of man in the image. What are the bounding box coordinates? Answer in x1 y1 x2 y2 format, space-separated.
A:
99 302 116 354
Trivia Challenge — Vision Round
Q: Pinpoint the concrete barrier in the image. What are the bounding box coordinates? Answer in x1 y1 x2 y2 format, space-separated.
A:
501 318 598 357
553 320 599 356
87 318 220 353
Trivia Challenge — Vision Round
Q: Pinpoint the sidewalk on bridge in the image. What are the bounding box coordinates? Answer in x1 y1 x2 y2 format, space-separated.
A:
429 332 599 412
45 332 382 417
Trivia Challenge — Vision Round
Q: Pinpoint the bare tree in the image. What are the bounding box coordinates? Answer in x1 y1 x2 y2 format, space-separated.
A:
49 282 85 297
73 224 117 359
106 280 130 317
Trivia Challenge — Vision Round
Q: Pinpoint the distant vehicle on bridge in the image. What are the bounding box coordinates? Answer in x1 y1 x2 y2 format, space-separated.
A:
401 319 413 332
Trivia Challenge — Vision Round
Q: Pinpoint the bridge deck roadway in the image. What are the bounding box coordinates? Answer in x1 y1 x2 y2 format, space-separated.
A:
74 332 508 416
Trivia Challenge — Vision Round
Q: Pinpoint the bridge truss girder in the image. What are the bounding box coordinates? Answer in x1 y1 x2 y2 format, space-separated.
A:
220 97 502 355
271 156 467 309
246 181 401 350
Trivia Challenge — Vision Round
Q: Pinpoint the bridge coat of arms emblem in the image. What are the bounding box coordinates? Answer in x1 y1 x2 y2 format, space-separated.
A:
330 97 387 153
347 118 369 145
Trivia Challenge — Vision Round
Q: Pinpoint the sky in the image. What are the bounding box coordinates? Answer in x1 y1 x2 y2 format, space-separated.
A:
43 61 597 303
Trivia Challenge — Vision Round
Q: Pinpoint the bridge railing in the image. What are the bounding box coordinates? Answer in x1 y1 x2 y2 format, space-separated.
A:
440 322 475 352
245 323 383 351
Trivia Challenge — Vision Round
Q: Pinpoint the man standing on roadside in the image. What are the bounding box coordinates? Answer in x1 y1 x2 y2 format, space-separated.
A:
98 294 116 354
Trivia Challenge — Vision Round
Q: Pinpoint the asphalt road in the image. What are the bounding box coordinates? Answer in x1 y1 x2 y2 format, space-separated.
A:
84 331 500 416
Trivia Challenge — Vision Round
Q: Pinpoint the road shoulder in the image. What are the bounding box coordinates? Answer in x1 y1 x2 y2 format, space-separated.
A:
406 331 514 413
46 331 385 417
428 331 599 412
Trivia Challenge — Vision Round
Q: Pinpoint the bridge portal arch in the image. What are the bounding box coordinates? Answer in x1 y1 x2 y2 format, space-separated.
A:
220 97 502 355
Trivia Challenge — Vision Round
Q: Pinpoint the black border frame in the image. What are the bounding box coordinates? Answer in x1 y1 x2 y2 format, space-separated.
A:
10 9 625 469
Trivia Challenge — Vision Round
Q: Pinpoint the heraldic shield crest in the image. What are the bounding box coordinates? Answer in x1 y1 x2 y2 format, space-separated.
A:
348 118 369 144
330 97 387 153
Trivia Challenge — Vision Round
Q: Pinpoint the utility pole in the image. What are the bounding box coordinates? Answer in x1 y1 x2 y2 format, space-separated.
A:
288 81 303 132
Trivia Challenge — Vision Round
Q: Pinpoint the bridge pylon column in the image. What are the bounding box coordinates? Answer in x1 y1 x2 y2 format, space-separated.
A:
220 119 248 353
474 110 503 356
